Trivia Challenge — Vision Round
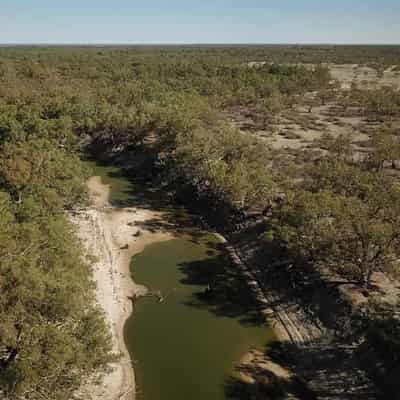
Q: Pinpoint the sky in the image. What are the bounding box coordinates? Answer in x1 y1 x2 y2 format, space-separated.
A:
1 0 399 44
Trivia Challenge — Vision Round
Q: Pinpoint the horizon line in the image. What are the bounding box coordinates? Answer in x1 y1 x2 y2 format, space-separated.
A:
0 42 400 47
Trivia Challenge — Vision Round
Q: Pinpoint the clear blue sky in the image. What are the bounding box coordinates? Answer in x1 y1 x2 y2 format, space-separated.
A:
1 0 399 44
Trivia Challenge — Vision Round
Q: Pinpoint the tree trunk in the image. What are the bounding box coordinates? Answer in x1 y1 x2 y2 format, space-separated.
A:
360 265 373 288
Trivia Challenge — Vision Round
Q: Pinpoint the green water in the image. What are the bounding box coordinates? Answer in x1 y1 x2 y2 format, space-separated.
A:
85 160 141 205
87 160 275 400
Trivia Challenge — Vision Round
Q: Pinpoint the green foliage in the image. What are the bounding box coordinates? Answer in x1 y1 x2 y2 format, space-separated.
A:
305 159 377 197
319 133 354 162
275 158 400 287
0 138 88 213
367 127 400 171
0 63 112 397
173 124 275 209
0 198 113 399
361 87 400 117
0 45 398 395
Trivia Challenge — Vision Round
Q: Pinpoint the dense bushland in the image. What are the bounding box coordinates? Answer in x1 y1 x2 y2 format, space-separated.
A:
0 68 115 398
273 155 400 287
0 46 331 398
0 46 399 396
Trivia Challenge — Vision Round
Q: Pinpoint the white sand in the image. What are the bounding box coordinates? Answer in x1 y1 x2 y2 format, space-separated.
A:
72 176 172 400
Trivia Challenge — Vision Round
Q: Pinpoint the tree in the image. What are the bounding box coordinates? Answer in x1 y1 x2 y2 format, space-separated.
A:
317 81 339 106
360 87 400 119
259 92 284 128
319 133 354 163
174 124 275 210
275 183 400 288
0 138 88 210
0 190 113 399
367 127 400 171
0 131 111 399
306 158 376 198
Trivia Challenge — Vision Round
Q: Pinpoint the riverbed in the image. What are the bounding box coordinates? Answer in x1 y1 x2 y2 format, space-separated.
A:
88 161 275 400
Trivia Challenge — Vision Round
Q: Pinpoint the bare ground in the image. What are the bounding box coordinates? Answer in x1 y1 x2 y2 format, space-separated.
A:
71 176 172 400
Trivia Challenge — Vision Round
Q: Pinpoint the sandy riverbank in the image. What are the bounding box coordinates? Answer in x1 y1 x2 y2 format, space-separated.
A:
71 176 172 400
73 175 297 399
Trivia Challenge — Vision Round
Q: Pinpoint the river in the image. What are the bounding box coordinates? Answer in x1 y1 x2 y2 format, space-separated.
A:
88 160 275 400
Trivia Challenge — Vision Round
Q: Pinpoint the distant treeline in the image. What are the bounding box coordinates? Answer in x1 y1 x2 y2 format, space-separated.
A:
1 44 400 66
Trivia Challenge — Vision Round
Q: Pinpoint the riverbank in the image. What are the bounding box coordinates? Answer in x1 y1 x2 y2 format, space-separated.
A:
71 175 172 400
73 162 321 400
82 158 307 398
227 219 381 399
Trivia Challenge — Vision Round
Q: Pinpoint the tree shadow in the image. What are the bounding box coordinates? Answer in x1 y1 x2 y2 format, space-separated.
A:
224 220 383 399
178 249 267 328
225 370 315 400
91 160 270 327
225 337 381 400
90 161 215 238
105 168 174 210
225 373 286 400
224 341 317 400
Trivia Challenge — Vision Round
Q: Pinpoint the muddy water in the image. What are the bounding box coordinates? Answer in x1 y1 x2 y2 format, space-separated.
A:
87 161 275 400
